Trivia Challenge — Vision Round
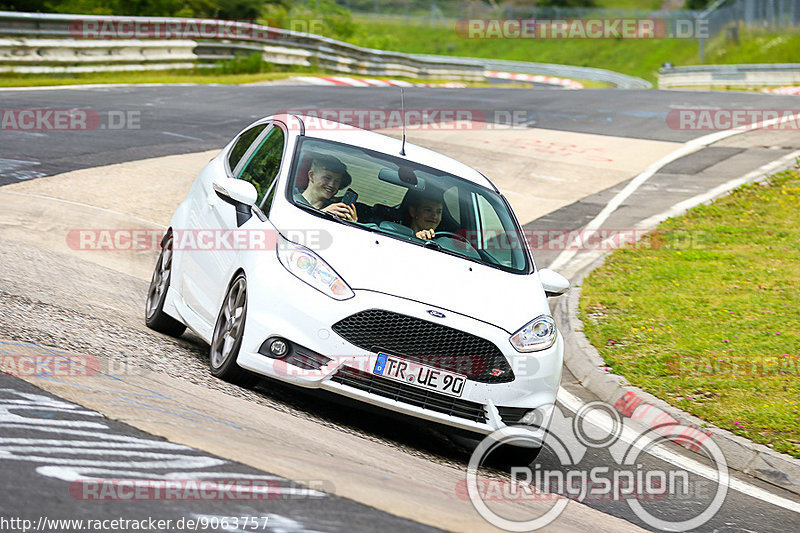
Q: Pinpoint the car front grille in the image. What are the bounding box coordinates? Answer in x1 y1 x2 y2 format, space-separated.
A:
258 339 332 370
285 346 332 370
330 366 487 424
497 406 530 425
331 309 514 384
497 406 545 427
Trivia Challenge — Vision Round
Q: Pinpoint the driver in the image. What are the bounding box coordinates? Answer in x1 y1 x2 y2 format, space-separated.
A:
403 189 442 240
295 154 357 222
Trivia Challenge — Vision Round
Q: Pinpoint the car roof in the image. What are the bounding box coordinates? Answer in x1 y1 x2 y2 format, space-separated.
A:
272 113 496 190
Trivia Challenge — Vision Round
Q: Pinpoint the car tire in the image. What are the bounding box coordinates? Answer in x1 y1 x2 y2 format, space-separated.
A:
450 432 542 469
209 273 259 387
485 443 542 469
145 233 186 337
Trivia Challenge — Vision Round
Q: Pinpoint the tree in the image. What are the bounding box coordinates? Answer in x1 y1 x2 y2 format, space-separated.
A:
0 0 49 10
3 0 288 18
686 0 712 9
536 0 598 7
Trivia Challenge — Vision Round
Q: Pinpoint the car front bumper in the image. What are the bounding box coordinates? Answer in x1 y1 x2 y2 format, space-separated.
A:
236 265 563 436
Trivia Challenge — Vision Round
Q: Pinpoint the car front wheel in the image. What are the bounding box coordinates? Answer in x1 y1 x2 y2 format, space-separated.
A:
209 273 259 387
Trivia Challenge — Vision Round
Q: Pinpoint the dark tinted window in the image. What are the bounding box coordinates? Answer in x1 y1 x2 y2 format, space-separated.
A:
228 124 267 172
288 137 529 273
238 126 285 206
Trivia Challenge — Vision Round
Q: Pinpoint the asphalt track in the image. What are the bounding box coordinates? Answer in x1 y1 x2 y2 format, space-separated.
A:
1 84 799 532
2 85 800 183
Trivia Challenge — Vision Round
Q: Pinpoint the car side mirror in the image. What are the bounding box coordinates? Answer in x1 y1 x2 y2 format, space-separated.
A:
538 268 570 297
213 177 257 226
213 177 257 206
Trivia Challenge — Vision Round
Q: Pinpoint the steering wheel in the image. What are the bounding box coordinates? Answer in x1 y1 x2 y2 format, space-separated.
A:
433 231 475 249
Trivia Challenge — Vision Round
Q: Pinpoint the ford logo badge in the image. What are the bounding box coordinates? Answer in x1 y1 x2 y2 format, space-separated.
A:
427 310 446 318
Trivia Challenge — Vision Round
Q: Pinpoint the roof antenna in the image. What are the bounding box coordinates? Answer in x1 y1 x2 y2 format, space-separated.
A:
400 87 407 156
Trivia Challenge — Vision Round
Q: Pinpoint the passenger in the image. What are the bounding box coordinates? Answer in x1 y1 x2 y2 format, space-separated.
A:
295 154 357 221
403 189 443 240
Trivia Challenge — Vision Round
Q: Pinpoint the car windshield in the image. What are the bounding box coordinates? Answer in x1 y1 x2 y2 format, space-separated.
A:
287 137 530 274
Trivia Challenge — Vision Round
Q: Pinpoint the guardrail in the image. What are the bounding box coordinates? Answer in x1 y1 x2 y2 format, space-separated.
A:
0 38 197 74
473 58 652 89
659 63 800 89
0 10 652 88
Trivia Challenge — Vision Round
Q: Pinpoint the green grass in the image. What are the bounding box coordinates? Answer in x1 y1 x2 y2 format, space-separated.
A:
343 18 800 84
578 165 800 457
346 19 688 83
703 31 800 65
0 68 309 87
594 0 663 9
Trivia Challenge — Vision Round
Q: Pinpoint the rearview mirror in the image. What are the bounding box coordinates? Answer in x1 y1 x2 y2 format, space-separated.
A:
378 168 426 190
538 268 570 297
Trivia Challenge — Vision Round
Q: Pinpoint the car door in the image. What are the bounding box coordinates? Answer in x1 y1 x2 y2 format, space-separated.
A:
182 122 286 325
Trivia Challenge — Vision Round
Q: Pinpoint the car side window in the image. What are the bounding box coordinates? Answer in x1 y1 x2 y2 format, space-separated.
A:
237 126 285 206
443 185 460 222
228 124 267 173
474 193 522 269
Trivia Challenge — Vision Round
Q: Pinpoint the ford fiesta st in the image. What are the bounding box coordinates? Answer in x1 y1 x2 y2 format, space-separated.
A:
145 113 569 455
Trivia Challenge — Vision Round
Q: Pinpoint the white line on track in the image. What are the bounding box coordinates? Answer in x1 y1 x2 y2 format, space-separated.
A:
556 388 800 513
558 149 800 277
161 131 204 141
548 112 800 273
635 148 800 229
546 114 800 512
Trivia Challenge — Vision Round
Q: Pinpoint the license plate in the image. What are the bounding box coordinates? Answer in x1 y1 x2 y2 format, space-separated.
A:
373 353 466 398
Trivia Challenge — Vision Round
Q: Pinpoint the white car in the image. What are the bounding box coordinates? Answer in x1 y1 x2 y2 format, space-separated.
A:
145 114 569 455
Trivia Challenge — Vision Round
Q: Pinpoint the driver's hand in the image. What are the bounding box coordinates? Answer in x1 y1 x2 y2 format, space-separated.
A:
415 229 435 240
323 203 357 222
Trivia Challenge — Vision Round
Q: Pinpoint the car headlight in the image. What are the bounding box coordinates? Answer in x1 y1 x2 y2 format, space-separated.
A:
276 235 354 300
510 315 557 352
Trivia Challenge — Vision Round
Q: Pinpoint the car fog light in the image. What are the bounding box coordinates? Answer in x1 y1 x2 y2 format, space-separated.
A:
270 339 288 357
519 409 543 426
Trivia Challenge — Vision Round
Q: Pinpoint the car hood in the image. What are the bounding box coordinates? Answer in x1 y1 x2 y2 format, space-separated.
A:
278 214 551 335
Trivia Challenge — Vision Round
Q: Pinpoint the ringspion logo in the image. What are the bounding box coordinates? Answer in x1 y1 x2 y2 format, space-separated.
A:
463 402 727 531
